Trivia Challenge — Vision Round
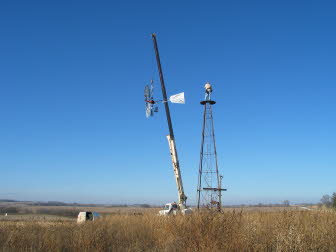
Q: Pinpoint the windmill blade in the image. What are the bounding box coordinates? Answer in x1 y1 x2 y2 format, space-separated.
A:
144 85 150 100
169 92 185 104
149 83 154 99
146 104 154 118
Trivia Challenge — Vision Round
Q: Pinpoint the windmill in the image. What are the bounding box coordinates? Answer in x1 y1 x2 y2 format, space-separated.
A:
144 81 185 118
144 80 158 118
197 82 227 211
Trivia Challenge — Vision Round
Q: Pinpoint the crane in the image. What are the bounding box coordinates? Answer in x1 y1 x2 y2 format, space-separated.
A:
151 34 192 215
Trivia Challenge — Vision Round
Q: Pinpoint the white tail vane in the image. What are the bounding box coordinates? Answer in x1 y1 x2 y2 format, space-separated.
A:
169 92 185 104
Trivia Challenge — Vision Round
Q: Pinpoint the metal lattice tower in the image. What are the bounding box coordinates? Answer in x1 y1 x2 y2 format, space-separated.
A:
197 82 226 211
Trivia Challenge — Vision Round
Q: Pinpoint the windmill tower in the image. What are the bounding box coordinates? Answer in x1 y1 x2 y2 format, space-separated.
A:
197 82 226 211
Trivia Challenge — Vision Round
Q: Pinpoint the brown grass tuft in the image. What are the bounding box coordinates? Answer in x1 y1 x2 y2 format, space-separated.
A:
1 210 336 251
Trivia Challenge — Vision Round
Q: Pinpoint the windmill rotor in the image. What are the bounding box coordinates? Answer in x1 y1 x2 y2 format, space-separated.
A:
144 81 185 118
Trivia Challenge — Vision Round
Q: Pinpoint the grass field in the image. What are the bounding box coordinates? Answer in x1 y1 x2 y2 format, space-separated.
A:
1 208 336 251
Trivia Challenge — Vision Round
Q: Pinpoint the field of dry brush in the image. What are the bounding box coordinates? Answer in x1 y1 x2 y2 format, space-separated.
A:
1 210 336 251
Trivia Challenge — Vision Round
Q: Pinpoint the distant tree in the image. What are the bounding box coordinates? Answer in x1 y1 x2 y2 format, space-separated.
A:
283 200 290 207
320 194 332 207
0 207 18 214
332 193 336 209
139 204 151 208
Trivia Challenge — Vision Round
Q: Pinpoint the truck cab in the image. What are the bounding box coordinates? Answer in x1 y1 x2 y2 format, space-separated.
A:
159 202 192 216
159 203 178 216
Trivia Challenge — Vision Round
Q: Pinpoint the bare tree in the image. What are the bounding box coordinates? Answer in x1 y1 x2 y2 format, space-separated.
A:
283 200 290 207
320 194 332 207
332 193 336 208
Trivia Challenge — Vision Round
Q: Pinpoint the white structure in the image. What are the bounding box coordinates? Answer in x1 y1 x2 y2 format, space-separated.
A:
77 212 101 223
204 82 212 100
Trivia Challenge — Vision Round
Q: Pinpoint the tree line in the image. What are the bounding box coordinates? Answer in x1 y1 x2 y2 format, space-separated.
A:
320 193 336 208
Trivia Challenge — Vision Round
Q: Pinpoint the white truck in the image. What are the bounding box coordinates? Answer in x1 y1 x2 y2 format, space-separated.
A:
159 202 192 216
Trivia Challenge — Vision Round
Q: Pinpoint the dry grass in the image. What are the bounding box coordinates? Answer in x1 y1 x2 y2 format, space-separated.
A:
1 210 336 251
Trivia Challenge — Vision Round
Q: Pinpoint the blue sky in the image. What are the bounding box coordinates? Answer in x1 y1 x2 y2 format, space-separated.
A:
0 0 335 205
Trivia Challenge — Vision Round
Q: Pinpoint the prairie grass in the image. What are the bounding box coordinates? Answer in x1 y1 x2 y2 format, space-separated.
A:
1 210 336 251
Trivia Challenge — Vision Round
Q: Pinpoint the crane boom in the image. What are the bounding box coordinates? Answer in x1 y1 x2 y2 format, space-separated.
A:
167 135 187 208
152 34 187 209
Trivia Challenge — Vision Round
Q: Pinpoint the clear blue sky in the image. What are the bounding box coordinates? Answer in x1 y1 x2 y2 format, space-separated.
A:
1 0 335 205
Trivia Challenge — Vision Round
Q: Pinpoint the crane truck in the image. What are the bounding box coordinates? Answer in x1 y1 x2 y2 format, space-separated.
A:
151 34 192 216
